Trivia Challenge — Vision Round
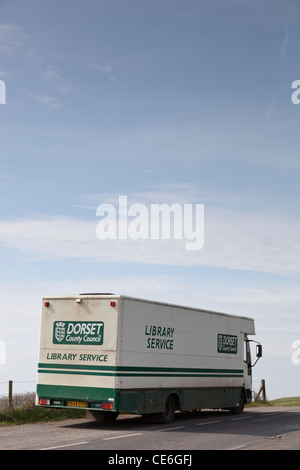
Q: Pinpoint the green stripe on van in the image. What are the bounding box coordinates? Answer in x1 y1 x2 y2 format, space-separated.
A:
37 363 243 377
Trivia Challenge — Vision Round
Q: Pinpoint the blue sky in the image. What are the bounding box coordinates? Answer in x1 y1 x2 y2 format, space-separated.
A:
0 0 300 399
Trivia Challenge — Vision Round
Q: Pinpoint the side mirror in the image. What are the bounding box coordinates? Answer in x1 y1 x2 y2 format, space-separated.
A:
256 344 262 358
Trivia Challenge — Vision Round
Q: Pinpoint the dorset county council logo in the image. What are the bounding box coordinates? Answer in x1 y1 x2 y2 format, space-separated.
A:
217 334 238 354
53 321 104 345
54 322 66 343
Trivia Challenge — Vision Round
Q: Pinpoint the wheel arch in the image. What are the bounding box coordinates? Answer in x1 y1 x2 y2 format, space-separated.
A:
169 392 180 410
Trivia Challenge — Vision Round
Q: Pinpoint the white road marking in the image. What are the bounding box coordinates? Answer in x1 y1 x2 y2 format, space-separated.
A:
196 420 220 426
104 432 143 440
227 444 247 450
40 441 88 450
159 426 186 431
231 416 251 420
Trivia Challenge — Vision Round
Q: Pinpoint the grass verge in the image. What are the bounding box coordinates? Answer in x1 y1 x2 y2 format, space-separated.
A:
268 396 300 407
246 396 300 408
0 401 84 426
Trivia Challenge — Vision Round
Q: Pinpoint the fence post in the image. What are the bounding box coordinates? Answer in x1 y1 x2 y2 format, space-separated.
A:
254 379 267 402
261 379 266 402
8 380 13 409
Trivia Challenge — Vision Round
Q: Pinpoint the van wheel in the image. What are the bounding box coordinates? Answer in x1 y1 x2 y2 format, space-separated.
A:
229 392 245 415
162 396 176 424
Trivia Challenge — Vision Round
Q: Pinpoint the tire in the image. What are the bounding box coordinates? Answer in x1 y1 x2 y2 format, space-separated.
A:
229 392 245 415
161 396 176 424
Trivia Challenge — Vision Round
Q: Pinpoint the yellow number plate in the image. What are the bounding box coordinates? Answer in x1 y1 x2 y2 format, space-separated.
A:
67 400 87 408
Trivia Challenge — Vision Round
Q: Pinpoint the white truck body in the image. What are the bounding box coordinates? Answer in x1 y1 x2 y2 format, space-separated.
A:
36 294 261 421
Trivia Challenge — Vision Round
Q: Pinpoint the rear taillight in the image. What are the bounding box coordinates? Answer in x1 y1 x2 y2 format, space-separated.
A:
101 402 113 410
39 398 50 405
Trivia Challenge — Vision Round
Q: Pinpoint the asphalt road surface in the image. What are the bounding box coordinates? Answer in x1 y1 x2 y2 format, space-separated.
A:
1 406 300 451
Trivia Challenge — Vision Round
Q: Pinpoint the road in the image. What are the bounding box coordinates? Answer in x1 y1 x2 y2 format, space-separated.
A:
1 407 300 451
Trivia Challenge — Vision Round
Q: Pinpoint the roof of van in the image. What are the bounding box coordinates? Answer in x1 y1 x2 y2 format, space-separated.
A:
43 293 255 326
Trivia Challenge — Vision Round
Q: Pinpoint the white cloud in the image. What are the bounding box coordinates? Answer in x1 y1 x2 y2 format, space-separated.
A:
93 64 116 81
0 216 91 258
30 92 63 109
202 207 300 275
43 65 76 93
20 89 63 109
0 201 299 275
0 24 24 52
94 64 114 74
